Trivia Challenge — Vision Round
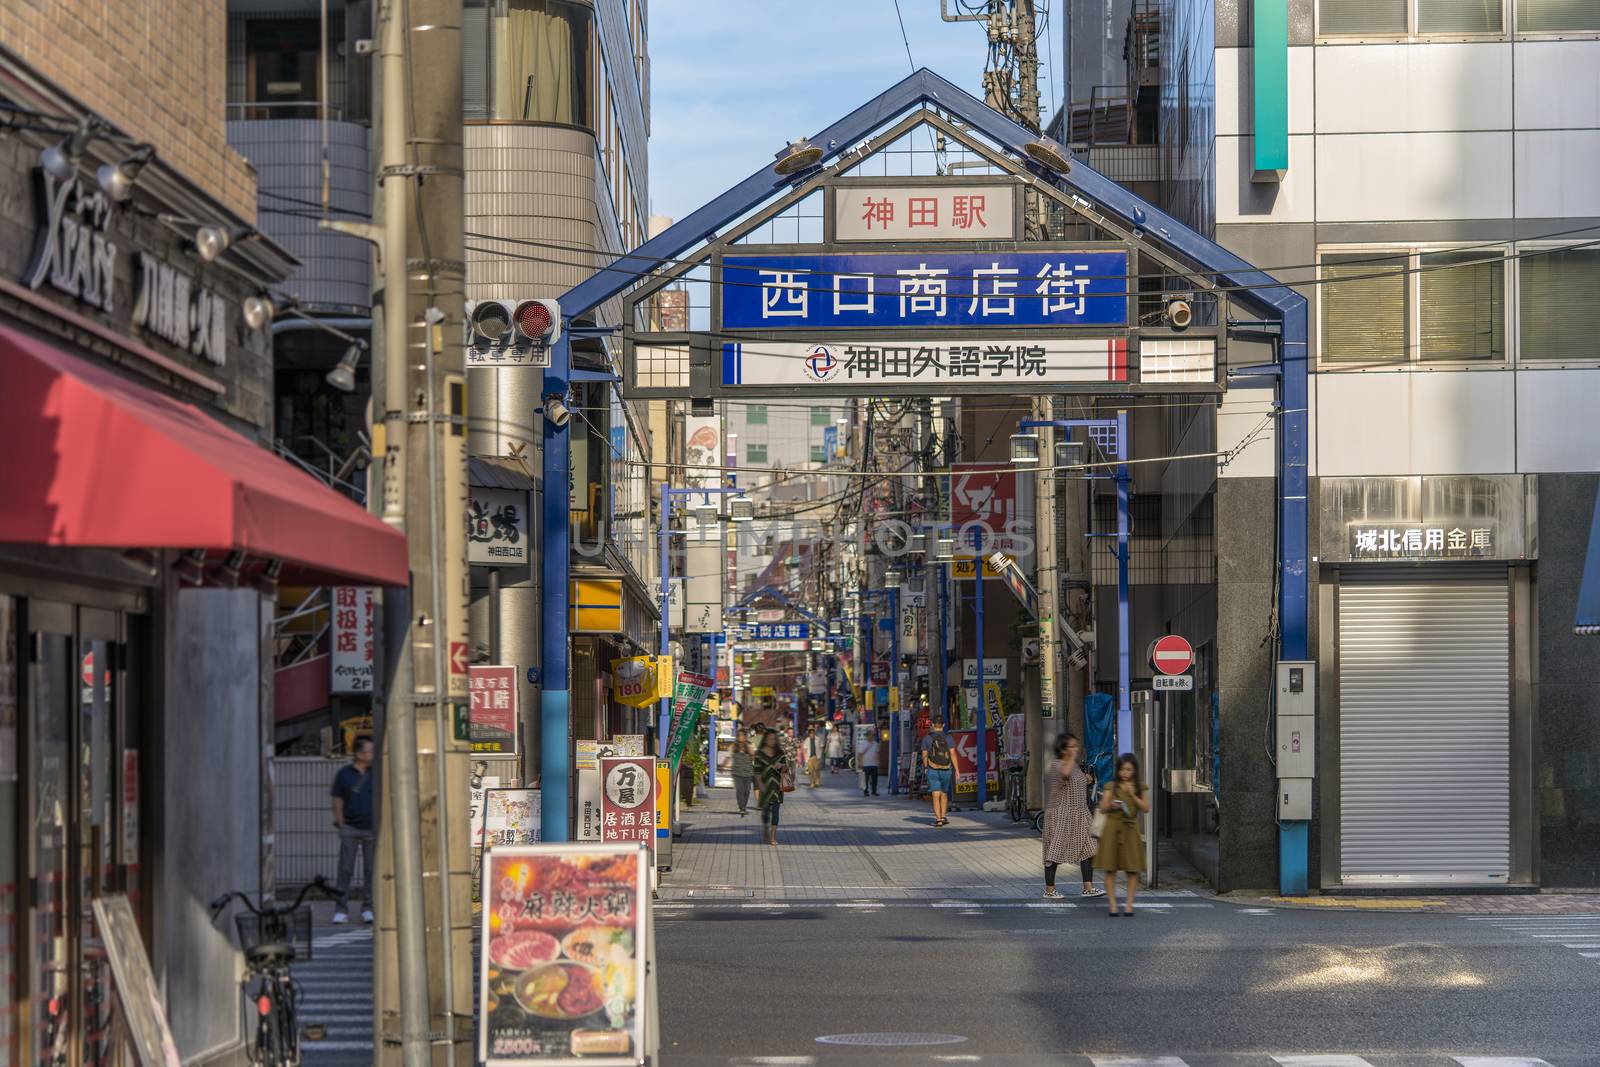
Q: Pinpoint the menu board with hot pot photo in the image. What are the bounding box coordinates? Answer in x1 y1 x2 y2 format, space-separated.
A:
479 843 650 1065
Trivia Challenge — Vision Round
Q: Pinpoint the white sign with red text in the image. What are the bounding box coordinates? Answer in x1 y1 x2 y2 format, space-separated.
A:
834 183 1017 242
330 587 377 694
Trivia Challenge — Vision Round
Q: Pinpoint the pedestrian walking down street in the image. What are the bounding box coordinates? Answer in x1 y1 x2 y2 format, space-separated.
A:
920 724 955 826
1095 753 1151 916
731 731 755 816
802 725 824 787
860 731 881 796
753 730 790 845
826 725 844 772
1042 733 1104 900
330 735 377 923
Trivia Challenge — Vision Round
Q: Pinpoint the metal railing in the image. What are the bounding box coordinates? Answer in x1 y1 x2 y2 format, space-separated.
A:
226 100 347 122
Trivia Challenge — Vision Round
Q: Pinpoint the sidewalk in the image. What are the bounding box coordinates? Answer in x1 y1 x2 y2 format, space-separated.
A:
1223 889 1600 914
660 769 1208 900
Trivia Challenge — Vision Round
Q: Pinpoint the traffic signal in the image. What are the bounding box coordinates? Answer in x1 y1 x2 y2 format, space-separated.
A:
465 298 560 364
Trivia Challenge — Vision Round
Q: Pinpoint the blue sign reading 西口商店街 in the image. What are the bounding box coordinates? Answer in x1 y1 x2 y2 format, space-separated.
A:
719 250 1128 330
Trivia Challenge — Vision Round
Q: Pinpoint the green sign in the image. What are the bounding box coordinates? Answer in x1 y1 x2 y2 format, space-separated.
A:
665 670 715 771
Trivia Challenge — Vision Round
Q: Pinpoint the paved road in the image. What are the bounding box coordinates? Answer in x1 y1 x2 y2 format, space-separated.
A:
656 900 1600 1065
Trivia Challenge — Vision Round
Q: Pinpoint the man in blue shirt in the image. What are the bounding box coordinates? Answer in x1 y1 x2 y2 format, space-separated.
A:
330 736 376 923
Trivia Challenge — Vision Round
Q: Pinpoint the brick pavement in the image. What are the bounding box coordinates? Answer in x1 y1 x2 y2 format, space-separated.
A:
660 768 1207 900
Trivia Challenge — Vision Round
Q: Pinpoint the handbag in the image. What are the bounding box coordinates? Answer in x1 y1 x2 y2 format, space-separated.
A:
1090 811 1107 838
780 764 796 793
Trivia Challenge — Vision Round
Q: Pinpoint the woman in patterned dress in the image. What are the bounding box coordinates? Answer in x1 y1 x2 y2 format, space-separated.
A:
1094 753 1151 916
1042 733 1103 900
752 729 790 846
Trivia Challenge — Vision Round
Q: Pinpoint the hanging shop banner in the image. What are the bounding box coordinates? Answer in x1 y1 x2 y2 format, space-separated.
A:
575 739 643 841
952 464 1019 532
600 757 657 845
468 487 530 566
684 414 722 493
987 552 1040 618
948 729 1002 797
719 250 1128 330
654 761 672 846
720 338 1128 389
984 682 1005 729
483 789 542 849
611 656 671 708
479 843 648 1065
834 183 1018 242
684 543 725 630
330 587 377 694
665 671 714 769
898 588 924 656
469 665 521 755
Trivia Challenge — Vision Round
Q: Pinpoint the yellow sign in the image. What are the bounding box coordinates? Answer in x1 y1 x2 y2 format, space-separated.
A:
752 686 775 699
984 682 1005 729
951 558 1003 580
340 715 374 755
611 655 671 707
655 761 672 841
889 687 900 712
570 578 623 633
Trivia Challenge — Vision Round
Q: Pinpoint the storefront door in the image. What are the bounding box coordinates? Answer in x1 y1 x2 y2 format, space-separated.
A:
11 599 139 1067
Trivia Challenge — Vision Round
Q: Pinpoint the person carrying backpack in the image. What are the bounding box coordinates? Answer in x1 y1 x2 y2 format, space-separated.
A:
921 725 955 827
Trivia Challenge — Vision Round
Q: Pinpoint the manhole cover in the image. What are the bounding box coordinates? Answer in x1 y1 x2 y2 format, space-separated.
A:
815 1033 968 1047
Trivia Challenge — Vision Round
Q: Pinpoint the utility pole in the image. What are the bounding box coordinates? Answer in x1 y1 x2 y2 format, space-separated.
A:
1028 395 1059 810
371 0 471 1061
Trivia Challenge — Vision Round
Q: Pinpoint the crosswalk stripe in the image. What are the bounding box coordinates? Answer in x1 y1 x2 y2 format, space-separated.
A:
1272 1057 1375 1067
1453 1058 1554 1067
1090 1058 1191 1067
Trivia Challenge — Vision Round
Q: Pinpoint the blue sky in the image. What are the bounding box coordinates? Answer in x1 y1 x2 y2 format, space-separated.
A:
647 1 1065 221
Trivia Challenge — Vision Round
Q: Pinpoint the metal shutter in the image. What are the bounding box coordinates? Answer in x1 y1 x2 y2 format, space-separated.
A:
1338 566 1510 885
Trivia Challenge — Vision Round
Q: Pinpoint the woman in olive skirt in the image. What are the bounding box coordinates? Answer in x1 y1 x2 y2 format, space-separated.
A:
1094 753 1151 916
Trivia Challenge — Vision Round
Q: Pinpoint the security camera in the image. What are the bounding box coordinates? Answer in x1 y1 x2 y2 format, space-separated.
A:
1166 298 1193 331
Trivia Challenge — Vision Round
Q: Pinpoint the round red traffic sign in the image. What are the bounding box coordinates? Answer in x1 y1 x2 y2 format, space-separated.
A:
1150 634 1194 676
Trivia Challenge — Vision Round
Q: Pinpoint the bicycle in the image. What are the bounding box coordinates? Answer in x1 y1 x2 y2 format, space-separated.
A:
1005 760 1027 823
210 876 340 1066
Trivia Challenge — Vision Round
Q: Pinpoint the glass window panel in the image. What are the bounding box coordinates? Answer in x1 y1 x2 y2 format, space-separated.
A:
810 445 827 464
747 443 768 465
1320 253 1408 363
470 0 593 125
1419 249 1504 361
745 405 767 426
1519 246 1600 360
1320 0 1409 33
30 633 70 1067
0 597 14 1067
1418 0 1503 30
1517 0 1600 31
810 407 831 427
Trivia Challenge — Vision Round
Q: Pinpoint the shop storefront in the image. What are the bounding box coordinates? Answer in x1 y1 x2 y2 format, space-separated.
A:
1316 476 1538 888
0 59 407 1066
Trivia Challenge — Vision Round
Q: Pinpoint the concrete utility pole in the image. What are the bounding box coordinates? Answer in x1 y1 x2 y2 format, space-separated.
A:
1028 395 1059 809
371 0 471 1062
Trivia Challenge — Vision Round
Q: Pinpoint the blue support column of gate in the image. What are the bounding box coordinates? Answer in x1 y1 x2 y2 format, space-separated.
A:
540 335 571 842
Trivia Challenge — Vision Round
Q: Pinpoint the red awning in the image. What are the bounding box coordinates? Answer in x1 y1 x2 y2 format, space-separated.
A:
0 322 408 587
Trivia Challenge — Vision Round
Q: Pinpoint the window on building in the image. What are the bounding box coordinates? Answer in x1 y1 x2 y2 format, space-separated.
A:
747 443 768 465
242 19 323 120
1319 0 1502 33
463 0 592 124
1320 252 1408 363
1419 250 1504 362
810 444 827 464
810 406 831 427
1517 0 1600 31
1519 246 1600 360
746 405 768 425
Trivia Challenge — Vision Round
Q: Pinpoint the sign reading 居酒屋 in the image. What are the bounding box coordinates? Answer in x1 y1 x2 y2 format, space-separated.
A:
599 757 657 846
833 183 1018 242
330 587 376 694
719 250 1126 331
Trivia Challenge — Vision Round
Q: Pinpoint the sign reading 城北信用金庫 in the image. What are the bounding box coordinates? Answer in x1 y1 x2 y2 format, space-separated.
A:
1349 524 1496 561
718 251 1128 330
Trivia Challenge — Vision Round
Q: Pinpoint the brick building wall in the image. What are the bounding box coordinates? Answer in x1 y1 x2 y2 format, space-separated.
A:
0 0 257 222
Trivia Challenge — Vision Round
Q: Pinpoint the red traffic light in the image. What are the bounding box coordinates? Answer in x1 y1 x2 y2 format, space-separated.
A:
513 300 554 342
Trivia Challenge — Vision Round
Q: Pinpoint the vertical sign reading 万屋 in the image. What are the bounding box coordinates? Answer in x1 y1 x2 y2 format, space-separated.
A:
600 757 657 846
330 587 376 694
468 665 520 755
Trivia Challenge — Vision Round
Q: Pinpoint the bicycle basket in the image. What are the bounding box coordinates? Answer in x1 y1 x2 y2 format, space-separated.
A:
234 907 313 961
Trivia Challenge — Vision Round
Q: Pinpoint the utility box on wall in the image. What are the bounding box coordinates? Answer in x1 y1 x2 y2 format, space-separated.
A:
1276 660 1316 809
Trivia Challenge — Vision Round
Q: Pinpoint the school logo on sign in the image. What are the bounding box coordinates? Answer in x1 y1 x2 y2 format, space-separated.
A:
804 345 839 382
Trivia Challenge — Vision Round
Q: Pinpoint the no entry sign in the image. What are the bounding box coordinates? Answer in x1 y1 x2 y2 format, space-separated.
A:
1150 634 1194 676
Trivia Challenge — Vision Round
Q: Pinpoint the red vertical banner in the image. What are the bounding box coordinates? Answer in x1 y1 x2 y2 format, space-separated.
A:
599 757 657 846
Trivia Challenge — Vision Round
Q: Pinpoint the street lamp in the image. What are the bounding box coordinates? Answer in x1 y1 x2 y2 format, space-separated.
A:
936 533 955 561
1010 430 1041 465
729 497 754 522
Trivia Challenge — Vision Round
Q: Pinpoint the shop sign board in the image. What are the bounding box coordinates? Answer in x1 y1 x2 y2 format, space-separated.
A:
952 464 1018 532
483 788 541 848
1153 675 1194 691
719 338 1129 390
575 738 644 841
950 557 1004 580
470 665 521 755
469 487 530 566
948 729 1001 797
92 895 183 1067
330 587 377 694
899 588 923 655
479 843 649 1064
684 414 722 492
471 776 502 849
1349 524 1496 561
611 656 671 708
719 250 1128 330
833 183 1018 242
961 660 1008 687
1004 713 1026 762
740 622 810 641
599 757 656 845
